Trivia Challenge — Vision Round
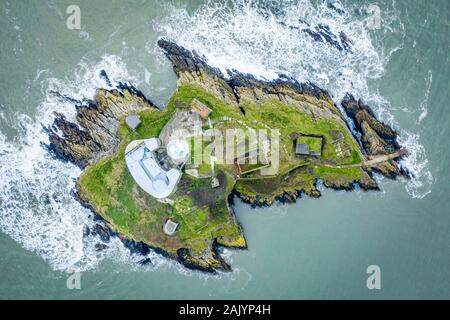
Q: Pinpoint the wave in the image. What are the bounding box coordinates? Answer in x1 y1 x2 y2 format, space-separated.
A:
155 0 433 198
0 55 158 272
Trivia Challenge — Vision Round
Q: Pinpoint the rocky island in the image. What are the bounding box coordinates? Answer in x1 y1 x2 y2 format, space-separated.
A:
44 40 407 272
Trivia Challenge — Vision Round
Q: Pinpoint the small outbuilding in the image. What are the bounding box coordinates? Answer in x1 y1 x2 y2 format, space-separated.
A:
295 143 310 155
191 99 212 118
295 135 323 156
163 219 179 236
126 114 141 131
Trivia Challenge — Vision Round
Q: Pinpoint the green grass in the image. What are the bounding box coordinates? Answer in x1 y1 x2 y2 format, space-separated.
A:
297 136 323 154
78 83 370 261
174 84 362 172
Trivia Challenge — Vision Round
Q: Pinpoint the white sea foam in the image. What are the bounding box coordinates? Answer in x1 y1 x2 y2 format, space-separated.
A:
418 70 432 124
155 0 433 198
0 55 167 272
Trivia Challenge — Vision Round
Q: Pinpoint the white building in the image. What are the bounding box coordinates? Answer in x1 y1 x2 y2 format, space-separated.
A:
167 139 190 165
125 138 187 199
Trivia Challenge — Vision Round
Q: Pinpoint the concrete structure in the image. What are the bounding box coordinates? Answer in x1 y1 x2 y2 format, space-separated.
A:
295 136 323 156
163 219 178 236
125 138 183 199
125 114 141 131
159 110 202 147
295 143 310 155
191 99 212 118
167 139 190 165
211 177 220 188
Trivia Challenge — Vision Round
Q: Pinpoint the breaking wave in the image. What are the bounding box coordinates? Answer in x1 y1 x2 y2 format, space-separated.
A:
0 55 177 273
155 0 433 198
0 53 238 276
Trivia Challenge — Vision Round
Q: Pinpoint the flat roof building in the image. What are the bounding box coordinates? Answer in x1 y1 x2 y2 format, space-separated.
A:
295 136 323 156
295 143 310 155
126 114 141 131
191 99 212 118
125 138 184 199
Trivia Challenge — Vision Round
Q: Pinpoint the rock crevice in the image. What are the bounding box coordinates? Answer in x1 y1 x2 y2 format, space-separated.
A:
44 87 158 168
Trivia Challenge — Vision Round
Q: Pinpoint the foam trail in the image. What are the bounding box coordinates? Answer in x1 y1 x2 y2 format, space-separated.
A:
418 70 432 124
155 0 433 198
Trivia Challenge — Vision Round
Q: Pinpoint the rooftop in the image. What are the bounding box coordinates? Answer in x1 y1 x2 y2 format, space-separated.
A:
295 143 309 155
191 99 211 118
125 114 141 131
125 138 182 199
163 219 179 236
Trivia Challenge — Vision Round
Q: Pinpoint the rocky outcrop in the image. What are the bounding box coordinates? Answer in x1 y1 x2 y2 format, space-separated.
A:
44 85 159 169
303 25 352 52
158 39 337 112
341 93 399 154
177 241 232 273
341 93 406 178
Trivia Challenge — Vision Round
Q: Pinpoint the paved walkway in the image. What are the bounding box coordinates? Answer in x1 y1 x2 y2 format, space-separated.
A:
332 149 408 169
363 149 408 167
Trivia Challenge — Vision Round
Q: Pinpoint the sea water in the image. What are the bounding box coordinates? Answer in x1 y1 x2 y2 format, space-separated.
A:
0 0 448 299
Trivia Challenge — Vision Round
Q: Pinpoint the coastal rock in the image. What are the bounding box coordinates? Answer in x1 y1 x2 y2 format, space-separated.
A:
303 24 352 52
177 242 232 273
138 258 152 266
44 85 159 169
158 39 337 108
341 93 406 178
341 93 399 154
92 223 112 242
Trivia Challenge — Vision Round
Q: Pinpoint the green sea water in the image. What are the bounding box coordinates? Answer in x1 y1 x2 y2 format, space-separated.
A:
0 0 449 299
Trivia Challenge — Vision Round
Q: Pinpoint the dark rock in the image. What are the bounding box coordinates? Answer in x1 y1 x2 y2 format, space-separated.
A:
326 0 346 15
341 93 400 156
92 223 111 242
340 93 407 179
138 258 152 266
83 225 90 237
121 238 150 256
99 70 112 87
94 243 109 251
158 39 334 105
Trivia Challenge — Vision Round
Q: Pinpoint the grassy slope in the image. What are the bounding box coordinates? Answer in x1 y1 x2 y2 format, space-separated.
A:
78 83 372 259
78 95 245 258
